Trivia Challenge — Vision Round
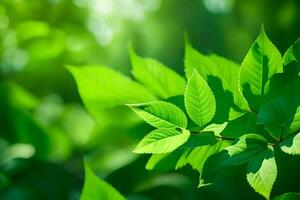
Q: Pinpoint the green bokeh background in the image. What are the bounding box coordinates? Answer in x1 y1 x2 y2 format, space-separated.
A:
0 0 300 199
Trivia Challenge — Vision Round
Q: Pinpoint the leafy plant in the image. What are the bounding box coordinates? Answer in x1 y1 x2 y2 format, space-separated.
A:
69 27 300 200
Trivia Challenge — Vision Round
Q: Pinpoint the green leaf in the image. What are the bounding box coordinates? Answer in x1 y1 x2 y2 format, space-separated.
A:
67 65 156 121
181 132 217 148
133 129 190 154
289 106 300 135
198 142 233 187
127 101 187 129
201 122 228 136
239 27 283 111
283 37 300 67
145 153 170 170
280 132 300 155
130 49 186 99
221 112 259 138
145 150 183 171
257 95 300 139
247 146 277 200
274 193 300 200
81 161 125 200
185 43 248 121
198 134 268 187
177 140 230 175
224 134 268 166
185 70 216 128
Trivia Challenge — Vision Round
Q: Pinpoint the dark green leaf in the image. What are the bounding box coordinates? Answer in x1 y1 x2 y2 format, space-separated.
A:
239 27 283 111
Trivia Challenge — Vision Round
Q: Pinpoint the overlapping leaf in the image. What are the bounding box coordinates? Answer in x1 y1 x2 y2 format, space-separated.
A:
280 132 300 155
258 95 300 139
81 161 125 200
67 65 156 121
199 134 269 187
239 27 283 111
130 49 186 99
133 129 190 154
185 43 248 121
127 101 187 129
247 146 277 200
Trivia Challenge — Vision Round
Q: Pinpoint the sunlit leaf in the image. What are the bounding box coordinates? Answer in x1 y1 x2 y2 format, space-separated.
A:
247 146 277 200
127 101 187 129
223 134 268 166
239 27 283 111
130 49 186 98
185 42 248 121
133 129 190 154
280 132 300 155
67 65 156 121
185 70 215 127
81 161 125 200
201 122 228 136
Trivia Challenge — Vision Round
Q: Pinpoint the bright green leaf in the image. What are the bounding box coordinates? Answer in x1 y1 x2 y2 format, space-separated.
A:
239 27 283 111
145 153 170 170
280 132 300 155
185 43 248 121
130 49 186 99
247 146 277 200
224 134 268 166
201 122 228 136
185 70 216 128
133 129 190 154
127 101 187 129
80 161 125 200
283 37 300 67
67 65 156 121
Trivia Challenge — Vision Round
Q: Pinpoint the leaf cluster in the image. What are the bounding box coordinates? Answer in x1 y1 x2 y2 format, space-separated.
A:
69 27 300 200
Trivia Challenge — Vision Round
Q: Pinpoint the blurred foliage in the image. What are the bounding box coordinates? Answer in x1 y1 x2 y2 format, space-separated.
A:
0 0 300 199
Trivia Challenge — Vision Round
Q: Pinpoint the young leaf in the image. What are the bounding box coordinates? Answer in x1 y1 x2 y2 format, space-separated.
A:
224 134 268 166
81 161 125 200
239 27 283 111
67 65 156 121
130 49 186 99
185 70 216 128
280 132 300 155
127 101 187 129
185 42 248 121
201 122 228 136
247 146 277 200
133 129 190 154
